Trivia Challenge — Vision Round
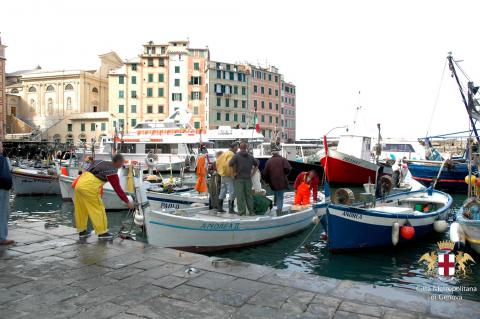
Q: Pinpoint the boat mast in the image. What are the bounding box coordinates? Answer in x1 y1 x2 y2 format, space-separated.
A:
447 53 480 144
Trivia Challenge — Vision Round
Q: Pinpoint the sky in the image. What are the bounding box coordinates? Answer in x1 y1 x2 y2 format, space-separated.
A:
1 0 479 140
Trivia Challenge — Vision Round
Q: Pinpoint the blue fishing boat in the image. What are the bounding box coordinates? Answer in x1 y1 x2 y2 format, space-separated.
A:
323 189 452 251
451 200 480 254
408 159 471 192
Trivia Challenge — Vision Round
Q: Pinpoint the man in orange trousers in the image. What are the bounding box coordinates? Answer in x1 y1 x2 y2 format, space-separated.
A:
293 170 319 205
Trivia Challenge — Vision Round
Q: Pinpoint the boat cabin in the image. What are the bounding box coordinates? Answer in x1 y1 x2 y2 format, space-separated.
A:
337 135 372 161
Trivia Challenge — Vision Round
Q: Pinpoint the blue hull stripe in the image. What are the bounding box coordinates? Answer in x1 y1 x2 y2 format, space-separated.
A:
147 196 205 205
148 213 314 232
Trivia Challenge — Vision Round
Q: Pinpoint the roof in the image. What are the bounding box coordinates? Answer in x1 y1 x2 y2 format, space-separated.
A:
7 66 42 77
68 112 112 120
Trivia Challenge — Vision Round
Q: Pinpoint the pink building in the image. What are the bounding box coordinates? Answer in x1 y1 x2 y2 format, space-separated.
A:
281 80 296 142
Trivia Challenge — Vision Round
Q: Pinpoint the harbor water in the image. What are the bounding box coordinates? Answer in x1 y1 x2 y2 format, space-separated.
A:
8 189 480 301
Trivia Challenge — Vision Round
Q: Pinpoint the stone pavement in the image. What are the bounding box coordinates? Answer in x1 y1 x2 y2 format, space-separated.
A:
0 220 479 319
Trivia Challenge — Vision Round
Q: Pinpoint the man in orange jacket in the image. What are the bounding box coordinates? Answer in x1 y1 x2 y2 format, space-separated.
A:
293 170 319 205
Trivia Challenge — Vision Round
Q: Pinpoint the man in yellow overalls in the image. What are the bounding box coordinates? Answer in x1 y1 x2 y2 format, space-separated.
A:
73 154 133 239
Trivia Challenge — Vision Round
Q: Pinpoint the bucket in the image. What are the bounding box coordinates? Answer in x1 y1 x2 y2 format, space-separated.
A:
414 204 423 212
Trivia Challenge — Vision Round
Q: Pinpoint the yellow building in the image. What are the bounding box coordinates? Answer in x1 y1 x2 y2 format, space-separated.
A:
0 36 6 140
108 40 209 133
5 52 123 144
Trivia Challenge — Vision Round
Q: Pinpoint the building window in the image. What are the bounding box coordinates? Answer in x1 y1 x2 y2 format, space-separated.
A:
216 112 221 121
174 79 180 87
159 58 165 66
234 114 238 121
119 105 124 113
229 72 234 81
194 106 199 115
172 93 182 101
131 105 137 113
216 97 221 107
92 87 98 93
132 76 137 84
275 75 278 82
119 76 124 84
131 63 137 71
225 99 230 107
147 88 153 97
175 66 180 73
66 97 72 109
233 100 238 108
81 123 85 131
254 85 257 93
47 98 53 113
276 117 279 124
233 86 238 94
242 86 246 95
67 124 72 132
65 84 73 91
275 89 279 96
91 123 96 131
147 105 153 113
261 115 265 123
242 100 246 109
131 91 137 98
261 87 265 94
158 88 164 97
216 70 222 78
194 62 200 71
148 58 154 67
28 86 37 93
191 76 202 85
254 100 257 108
46 85 55 92
275 103 279 110
158 73 164 82
268 88 272 95
269 116 273 123
131 119 137 128
194 121 200 129
225 113 230 121
269 102 272 109
261 101 265 109
148 74 154 82
191 92 201 100
101 123 106 131
119 119 125 130
268 74 272 81
242 114 246 122
119 90 124 98
158 105 164 113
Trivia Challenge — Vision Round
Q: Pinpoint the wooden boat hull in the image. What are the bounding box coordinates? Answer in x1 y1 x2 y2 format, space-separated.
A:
320 150 391 185
455 208 480 254
12 169 60 195
324 190 452 251
145 204 327 252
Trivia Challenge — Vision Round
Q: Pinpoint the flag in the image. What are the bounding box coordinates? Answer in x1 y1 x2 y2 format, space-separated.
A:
253 112 261 133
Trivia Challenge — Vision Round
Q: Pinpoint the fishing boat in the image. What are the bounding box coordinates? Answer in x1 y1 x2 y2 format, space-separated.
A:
144 199 326 252
207 125 264 153
319 133 392 185
407 159 469 192
11 167 61 195
451 198 480 254
324 189 452 251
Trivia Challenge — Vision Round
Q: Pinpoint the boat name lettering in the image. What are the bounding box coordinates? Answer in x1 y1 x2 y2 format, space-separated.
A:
342 211 362 219
342 155 362 166
160 202 180 209
200 222 240 231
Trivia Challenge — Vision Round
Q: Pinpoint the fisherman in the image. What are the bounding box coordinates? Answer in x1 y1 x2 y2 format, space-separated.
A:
208 151 223 210
216 142 239 213
73 154 134 239
392 158 401 187
195 153 208 194
262 144 291 214
293 170 319 205
0 141 14 245
229 142 258 215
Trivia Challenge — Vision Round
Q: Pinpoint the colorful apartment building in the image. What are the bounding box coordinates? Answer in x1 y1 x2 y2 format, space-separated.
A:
0 36 6 140
108 41 209 133
247 65 282 140
281 80 296 142
206 61 249 129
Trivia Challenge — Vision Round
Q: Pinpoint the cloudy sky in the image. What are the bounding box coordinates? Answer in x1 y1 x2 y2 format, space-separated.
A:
2 0 479 139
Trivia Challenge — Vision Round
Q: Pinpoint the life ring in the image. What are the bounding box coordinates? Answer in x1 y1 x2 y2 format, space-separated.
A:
379 175 393 195
333 188 355 205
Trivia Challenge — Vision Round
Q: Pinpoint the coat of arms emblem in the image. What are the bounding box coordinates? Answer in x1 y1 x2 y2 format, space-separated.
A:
418 241 475 277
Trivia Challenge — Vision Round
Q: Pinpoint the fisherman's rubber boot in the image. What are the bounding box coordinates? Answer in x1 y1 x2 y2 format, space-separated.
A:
228 200 236 214
218 199 225 213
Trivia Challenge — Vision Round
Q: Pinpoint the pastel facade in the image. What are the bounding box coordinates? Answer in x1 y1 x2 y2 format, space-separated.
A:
247 65 282 140
0 37 6 140
108 41 209 133
206 61 249 129
281 80 296 142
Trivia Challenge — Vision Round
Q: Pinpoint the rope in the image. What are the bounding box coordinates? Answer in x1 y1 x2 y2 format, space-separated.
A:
426 60 447 137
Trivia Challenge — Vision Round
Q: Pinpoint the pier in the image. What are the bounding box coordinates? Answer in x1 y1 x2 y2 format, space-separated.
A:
0 220 478 319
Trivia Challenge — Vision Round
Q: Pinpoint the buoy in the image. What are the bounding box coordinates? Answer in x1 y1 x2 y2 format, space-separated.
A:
449 222 465 245
400 225 415 240
392 222 400 245
433 220 448 233
312 216 320 225
465 175 477 185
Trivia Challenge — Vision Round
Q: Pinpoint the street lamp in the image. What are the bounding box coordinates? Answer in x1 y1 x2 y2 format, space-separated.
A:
325 125 348 137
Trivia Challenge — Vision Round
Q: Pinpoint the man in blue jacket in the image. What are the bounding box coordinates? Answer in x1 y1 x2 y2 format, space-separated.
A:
0 141 13 245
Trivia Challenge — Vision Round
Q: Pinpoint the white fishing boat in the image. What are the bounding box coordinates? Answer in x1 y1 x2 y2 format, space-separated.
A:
11 167 61 195
207 126 264 153
451 199 480 254
144 201 327 252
